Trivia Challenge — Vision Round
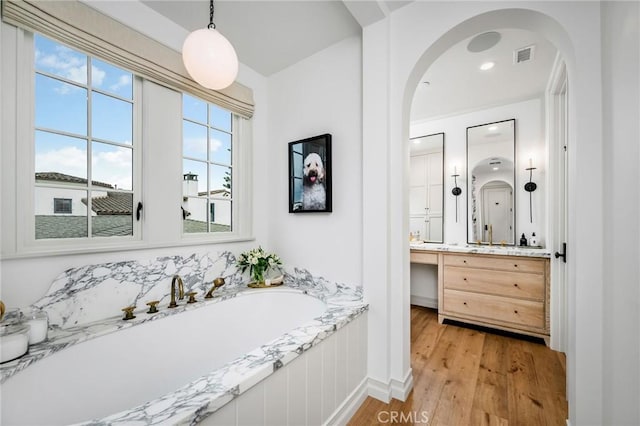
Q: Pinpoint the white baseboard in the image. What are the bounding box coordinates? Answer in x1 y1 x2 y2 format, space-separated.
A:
410 295 438 309
391 368 414 401
367 377 392 403
325 377 369 426
366 369 414 404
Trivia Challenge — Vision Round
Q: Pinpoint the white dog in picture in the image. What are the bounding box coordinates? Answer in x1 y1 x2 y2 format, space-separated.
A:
302 152 326 210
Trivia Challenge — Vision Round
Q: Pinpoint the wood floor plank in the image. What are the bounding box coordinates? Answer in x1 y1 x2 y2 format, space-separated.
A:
348 307 567 426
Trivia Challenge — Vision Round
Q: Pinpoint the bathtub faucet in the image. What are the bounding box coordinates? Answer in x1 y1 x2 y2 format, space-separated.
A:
168 275 185 308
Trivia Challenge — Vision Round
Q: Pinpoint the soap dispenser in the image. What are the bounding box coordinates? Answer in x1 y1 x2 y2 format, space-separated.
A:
520 233 528 246
530 232 538 247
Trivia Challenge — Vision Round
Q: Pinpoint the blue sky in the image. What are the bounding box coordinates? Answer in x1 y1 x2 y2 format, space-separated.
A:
35 34 233 195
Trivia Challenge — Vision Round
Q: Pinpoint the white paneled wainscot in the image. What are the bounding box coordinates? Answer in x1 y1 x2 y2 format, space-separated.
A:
204 312 368 426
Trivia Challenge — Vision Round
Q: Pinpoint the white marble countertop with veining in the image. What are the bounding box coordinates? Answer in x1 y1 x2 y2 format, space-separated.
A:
409 242 552 258
0 268 367 425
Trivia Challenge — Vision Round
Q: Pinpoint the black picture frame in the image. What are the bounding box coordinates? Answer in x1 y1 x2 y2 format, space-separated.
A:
288 134 332 213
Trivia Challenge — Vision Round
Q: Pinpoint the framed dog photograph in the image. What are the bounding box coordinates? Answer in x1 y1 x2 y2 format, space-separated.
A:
288 134 332 213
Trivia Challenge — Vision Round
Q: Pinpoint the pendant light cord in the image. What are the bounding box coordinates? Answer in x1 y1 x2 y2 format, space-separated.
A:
208 0 216 29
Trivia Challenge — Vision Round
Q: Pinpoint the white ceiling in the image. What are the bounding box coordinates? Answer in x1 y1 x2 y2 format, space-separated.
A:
140 2 557 122
411 28 558 123
142 0 363 76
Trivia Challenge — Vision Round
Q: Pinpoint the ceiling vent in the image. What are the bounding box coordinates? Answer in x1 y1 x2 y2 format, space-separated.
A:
514 45 535 64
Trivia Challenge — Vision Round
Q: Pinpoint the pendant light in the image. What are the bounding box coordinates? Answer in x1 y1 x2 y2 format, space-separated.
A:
182 0 238 90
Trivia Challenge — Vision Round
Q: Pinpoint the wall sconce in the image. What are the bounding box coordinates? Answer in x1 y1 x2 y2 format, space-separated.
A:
524 158 537 223
451 166 462 223
182 0 238 90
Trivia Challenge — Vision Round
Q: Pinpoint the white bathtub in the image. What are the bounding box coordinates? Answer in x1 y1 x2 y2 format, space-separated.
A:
1 291 327 425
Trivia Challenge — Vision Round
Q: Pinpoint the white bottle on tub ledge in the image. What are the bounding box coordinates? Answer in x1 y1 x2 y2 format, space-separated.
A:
530 232 538 247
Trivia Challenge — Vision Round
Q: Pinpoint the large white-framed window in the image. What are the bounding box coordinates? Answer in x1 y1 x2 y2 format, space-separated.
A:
27 32 142 245
3 25 252 258
181 94 237 236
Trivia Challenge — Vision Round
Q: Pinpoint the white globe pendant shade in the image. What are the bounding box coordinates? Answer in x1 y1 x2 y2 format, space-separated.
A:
182 28 238 90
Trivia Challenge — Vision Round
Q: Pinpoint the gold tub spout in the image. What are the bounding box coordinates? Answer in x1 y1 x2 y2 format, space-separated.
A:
169 275 184 308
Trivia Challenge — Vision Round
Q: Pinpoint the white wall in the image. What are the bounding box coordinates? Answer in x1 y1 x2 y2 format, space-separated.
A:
0 5 271 308
601 2 640 424
266 36 363 287
411 98 546 246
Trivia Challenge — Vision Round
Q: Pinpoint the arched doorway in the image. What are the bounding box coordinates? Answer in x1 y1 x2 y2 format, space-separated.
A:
395 6 583 421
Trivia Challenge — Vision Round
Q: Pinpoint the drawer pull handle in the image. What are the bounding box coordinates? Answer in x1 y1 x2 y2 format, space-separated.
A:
513 283 518 287
463 278 467 281
463 260 467 264
514 264 518 268
463 302 467 305
514 310 519 314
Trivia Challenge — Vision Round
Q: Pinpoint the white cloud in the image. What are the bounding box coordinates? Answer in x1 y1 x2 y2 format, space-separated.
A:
91 65 106 87
36 46 107 93
210 138 223 152
35 146 86 179
92 148 132 190
109 75 132 93
184 137 208 158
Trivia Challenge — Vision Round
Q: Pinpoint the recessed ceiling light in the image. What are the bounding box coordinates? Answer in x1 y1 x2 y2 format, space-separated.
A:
413 139 421 144
488 125 498 131
480 61 495 71
492 166 499 171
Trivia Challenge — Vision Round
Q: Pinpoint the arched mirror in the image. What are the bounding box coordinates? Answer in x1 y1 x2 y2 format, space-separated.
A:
467 119 515 245
409 133 444 243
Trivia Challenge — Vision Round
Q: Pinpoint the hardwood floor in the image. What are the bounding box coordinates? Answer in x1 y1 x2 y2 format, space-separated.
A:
348 306 567 425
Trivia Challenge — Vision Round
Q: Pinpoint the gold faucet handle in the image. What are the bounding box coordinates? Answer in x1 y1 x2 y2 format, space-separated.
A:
121 306 136 321
205 277 225 299
0 300 5 321
146 300 160 314
186 291 197 304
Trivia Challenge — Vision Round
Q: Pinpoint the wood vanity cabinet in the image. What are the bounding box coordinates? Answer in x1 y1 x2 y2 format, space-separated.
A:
437 252 550 341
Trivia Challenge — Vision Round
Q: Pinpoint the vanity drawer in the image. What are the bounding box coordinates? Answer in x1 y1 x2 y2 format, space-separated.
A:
443 289 545 329
443 254 545 274
410 250 438 265
443 266 544 300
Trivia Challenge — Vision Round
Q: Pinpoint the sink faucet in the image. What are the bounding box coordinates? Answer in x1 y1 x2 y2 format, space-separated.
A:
488 224 493 246
169 275 184 308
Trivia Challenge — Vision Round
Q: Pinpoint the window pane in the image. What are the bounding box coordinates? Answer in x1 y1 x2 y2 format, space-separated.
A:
92 142 132 190
293 152 303 178
183 198 208 233
209 200 231 232
209 104 231 132
183 159 208 195
210 164 231 196
35 131 87 180
183 121 208 160
183 94 207 123
35 34 87 84
293 178 303 210
92 92 132 144
35 187 88 239
91 191 133 237
35 74 87 135
91 58 133 99
210 129 231 165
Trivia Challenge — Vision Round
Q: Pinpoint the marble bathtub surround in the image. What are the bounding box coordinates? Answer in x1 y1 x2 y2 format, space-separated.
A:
1 251 366 425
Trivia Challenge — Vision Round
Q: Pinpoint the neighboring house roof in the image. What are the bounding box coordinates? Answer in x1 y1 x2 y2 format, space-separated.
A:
82 192 132 215
35 172 114 189
197 189 231 197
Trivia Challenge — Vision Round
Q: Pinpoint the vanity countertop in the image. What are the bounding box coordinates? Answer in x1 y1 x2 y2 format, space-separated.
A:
410 242 551 258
